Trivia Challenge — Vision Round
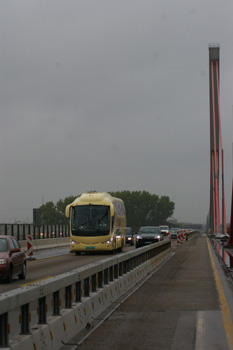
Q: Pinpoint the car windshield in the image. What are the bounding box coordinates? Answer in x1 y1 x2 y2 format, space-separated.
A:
126 228 132 234
0 238 8 252
139 228 159 234
160 226 168 230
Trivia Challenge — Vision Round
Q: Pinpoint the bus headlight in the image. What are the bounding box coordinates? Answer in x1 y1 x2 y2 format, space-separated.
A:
70 240 79 244
101 237 114 244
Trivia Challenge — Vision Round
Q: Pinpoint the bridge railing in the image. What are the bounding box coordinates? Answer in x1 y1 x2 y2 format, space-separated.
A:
0 224 69 241
0 240 171 349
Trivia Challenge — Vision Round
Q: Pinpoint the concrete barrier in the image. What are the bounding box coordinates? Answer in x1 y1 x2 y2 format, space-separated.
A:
0 241 171 349
19 237 70 252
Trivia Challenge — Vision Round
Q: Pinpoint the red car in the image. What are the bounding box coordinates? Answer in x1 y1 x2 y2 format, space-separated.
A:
0 235 26 283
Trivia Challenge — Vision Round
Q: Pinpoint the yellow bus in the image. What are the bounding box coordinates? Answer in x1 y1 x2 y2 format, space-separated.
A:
65 192 126 254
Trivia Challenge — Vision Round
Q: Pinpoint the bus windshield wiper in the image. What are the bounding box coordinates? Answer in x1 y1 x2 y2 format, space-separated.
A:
72 219 92 231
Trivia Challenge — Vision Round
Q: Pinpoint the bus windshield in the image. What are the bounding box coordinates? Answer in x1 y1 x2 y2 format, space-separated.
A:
71 205 110 237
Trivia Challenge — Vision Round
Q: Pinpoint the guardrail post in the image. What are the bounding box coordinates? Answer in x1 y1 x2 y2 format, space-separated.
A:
22 224 26 240
17 224 20 240
0 313 8 347
84 278 90 297
65 286 72 308
91 274 96 292
104 268 108 284
21 303 30 334
129 258 132 271
114 264 118 279
76 281 81 302
109 266 113 281
98 271 103 288
123 261 127 274
38 297 47 324
119 262 123 276
53 291 60 315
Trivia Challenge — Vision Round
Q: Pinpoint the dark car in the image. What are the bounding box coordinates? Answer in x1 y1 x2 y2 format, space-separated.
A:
170 228 180 239
136 226 163 248
125 227 134 246
0 235 27 283
159 225 169 236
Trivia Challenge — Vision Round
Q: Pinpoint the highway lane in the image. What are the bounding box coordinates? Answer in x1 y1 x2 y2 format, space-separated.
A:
0 244 136 293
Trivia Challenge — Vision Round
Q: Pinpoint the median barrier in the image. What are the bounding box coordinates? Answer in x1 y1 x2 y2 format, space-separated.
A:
176 230 196 244
166 231 171 241
19 237 70 252
177 232 182 244
0 240 171 350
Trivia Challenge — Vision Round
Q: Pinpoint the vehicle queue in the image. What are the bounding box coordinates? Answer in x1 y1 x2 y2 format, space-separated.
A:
0 190 192 284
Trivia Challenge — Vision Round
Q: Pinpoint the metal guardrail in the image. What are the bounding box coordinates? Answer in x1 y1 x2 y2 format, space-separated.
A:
0 224 69 240
0 240 171 348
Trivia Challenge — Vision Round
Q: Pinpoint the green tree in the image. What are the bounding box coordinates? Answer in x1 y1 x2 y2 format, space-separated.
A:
157 196 175 222
40 202 57 224
56 196 77 224
110 190 174 231
40 196 77 224
39 191 175 228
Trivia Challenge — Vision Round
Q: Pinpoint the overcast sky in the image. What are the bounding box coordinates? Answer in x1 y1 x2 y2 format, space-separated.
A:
1 0 233 225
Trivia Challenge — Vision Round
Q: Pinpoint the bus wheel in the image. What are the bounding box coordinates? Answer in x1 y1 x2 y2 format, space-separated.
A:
75 251 81 255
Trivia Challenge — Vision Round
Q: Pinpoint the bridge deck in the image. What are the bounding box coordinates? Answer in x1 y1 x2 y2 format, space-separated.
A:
66 235 233 350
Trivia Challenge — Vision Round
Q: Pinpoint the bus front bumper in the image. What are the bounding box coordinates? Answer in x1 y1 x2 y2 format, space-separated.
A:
70 241 114 252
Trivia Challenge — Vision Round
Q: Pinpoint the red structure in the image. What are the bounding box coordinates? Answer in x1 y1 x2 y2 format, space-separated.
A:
208 45 227 236
228 183 233 245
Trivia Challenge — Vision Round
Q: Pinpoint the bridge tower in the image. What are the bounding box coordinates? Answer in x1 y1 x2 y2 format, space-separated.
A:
208 45 226 234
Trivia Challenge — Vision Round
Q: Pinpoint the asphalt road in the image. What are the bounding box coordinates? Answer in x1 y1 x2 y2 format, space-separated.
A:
0 244 135 293
64 234 233 350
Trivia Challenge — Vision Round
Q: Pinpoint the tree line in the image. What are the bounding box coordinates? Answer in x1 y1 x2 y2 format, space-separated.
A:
39 191 175 231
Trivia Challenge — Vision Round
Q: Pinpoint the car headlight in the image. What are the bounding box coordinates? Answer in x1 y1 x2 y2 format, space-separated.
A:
0 259 7 265
128 237 132 240
136 235 142 239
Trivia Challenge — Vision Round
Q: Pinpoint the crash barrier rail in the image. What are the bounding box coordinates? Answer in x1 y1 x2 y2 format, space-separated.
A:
0 240 171 349
0 224 69 241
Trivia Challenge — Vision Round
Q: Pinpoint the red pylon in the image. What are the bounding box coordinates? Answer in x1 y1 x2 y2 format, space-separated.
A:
227 181 233 246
